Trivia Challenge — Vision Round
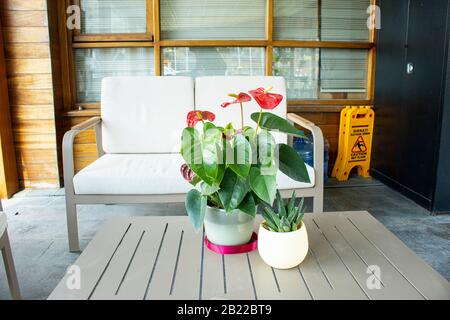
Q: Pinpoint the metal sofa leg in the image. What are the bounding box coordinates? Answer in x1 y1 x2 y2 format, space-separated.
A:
66 199 80 252
313 193 324 213
1 232 21 300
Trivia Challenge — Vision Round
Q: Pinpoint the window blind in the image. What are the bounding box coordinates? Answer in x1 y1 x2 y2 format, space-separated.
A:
80 0 146 34
321 0 370 41
75 48 154 103
162 47 265 77
320 49 368 94
273 47 319 99
274 0 319 41
160 0 266 40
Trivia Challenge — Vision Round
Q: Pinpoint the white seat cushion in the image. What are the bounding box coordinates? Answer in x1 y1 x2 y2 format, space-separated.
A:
195 76 288 144
73 153 315 195
101 76 194 154
277 164 315 190
73 154 192 195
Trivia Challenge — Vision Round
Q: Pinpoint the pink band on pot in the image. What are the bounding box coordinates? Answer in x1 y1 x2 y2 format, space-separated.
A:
205 233 258 255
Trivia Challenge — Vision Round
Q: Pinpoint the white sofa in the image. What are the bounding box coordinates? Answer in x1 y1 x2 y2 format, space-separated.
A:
63 76 324 252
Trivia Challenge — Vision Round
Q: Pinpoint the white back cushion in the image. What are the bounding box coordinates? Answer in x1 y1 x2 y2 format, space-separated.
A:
101 76 194 153
195 76 288 144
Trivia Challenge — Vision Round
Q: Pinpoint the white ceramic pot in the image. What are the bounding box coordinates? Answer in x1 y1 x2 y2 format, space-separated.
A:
204 206 255 246
258 221 309 269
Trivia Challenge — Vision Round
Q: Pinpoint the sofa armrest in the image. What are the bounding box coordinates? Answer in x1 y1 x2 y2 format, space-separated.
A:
287 113 324 187
71 116 101 131
63 117 102 195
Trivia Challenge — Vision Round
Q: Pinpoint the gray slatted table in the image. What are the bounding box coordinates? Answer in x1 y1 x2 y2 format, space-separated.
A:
48 211 450 300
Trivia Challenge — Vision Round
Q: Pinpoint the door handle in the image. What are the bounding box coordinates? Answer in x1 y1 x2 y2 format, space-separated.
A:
406 62 414 74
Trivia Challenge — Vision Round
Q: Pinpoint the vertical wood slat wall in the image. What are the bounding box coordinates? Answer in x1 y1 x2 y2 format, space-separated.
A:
0 15 19 198
0 0 59 189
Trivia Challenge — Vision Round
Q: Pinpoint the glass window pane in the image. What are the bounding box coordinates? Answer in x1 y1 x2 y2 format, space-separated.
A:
75 47 154 103
319 49 368 99
273 48 368 100
321 0 371 41
273 47 319 99
160 0 266 40
162 47 265 77
274 0 319 41
80 0 146 34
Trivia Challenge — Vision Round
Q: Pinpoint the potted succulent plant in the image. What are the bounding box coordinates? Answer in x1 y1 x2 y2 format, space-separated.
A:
180 87 310 247
258 191 308 269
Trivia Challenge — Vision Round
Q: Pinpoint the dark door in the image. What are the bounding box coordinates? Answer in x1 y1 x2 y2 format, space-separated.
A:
373 0 450 209
400 0 449 204
373 0 410 192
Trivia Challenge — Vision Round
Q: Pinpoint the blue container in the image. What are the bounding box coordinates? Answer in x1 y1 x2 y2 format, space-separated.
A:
294 131 329 183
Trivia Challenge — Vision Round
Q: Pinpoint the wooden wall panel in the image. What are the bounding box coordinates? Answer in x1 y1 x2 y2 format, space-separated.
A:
1 0 59 189
0 10 48 27
65 117 98 174
0 16 19 198
295 111 341 175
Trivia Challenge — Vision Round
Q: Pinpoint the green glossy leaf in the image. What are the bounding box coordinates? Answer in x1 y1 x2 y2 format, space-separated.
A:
276 190 286 218
185 189 207 230
218 169 249 213
202 141 220 183
181 128 213 185
190 175 202 186
202 125 223 182
248 166 277 205
278 143 311 183
200 182 220 196
251 112 306 137
228 134 252 178
287 191 296 216
264 205 281 229
261 209 278 231
243 126 256 139
204 123 222 140
238 193 256 217
257 130 276 166
224 122 235 138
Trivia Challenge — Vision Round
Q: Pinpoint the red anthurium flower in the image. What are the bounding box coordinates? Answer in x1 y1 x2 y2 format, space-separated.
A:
187 110 216 128
249 87 283 110
180 164 195 183
221 92 252 108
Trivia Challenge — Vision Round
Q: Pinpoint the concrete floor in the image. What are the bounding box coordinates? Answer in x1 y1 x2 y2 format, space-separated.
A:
0 179 449 300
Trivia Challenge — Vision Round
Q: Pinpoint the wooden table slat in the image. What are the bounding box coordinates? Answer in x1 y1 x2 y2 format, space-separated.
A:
303 215 369 299
114 222 166 300
48 219 131 300
313 215 424 300
347 212 450 300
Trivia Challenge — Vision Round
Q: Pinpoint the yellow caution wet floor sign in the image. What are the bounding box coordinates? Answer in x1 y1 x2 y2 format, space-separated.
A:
332 106 375 181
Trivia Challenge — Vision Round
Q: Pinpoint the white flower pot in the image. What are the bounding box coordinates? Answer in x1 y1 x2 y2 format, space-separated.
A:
258 221 309 269
204 206 255 246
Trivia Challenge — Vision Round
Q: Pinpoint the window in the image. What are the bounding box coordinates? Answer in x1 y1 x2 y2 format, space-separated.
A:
274 0 370 42
162 47 265 77
321 0 371 42
80 0 147 34
274 0 319 40
319 49 368 99
273 48 369 100
59 0 376 109
273 47 319 99
75 48 154 102
160 0 266 40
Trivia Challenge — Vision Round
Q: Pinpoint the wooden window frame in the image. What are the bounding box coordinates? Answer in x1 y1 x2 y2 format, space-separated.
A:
57 0 378 115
